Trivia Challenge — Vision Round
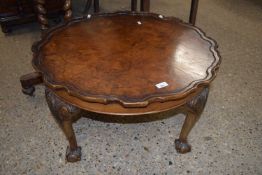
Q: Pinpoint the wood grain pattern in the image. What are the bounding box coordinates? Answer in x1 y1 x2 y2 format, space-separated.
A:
32 12 221 107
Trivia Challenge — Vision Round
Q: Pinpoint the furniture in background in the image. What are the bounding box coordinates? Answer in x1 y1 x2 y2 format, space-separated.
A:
84 0 150 13
135 0 199 25
83 0 100 14
0 0 65 33
85 0 199 25
131 0 150 12
83 0 150 14
0 0 199 33
20 0 221 162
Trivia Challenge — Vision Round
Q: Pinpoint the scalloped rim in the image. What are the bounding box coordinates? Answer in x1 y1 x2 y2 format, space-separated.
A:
32 11 221 108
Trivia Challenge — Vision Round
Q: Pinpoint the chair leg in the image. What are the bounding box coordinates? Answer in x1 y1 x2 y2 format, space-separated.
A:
189 0 199 25
131 0 137 11
140 0 150 12
83 0 92 15
20 72 43 96
175 87 209 153
45 88 82 162
94 0 100 13
1 23 12 34
35 0 49 31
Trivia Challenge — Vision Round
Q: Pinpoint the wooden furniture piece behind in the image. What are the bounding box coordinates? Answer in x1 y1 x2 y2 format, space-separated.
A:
83 0 150 14
90 0 199 25
0 0 65 33
20 0 221 163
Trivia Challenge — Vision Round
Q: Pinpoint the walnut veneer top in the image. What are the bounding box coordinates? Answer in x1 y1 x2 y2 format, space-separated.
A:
33 12 221 107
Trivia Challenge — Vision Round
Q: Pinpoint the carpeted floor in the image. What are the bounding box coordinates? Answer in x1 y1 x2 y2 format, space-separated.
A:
0 0 261 174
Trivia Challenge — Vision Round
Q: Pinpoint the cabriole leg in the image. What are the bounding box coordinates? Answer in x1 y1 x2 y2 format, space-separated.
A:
175 87 209 153
45 88 82 162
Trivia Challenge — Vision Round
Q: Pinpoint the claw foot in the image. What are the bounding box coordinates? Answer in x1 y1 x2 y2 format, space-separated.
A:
175 139 191 154
66 146 81 162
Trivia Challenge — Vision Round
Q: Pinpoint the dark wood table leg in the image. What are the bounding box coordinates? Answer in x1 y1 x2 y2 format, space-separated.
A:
140 0 150 12
175 87 209 153
131 0 137 11
20 72 43 96
189 0 199 25
94 0 100 13
83 0 92 15
45 88 82 162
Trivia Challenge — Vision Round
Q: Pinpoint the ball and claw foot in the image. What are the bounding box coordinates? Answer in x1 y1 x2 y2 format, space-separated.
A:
22 86 35 96
175 139 191 154
66 146 82 162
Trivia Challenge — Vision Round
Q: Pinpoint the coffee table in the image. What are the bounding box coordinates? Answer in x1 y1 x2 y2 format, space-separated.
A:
20 12 221 162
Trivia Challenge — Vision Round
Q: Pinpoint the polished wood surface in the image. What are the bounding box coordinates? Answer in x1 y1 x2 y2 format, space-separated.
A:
32 12 220 107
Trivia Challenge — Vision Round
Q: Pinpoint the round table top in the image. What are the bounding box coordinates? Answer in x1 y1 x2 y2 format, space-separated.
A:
33 12 221 108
